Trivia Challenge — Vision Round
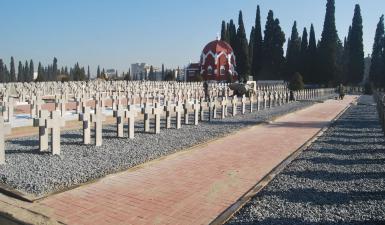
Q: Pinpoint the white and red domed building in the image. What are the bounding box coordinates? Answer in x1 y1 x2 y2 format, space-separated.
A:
186 39 237 82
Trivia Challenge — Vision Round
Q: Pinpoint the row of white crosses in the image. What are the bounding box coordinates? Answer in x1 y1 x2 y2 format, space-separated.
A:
0 80 334 164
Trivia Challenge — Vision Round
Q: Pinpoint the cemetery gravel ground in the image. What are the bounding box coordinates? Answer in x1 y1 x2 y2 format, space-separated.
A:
0 97 331 197
226 95 385 225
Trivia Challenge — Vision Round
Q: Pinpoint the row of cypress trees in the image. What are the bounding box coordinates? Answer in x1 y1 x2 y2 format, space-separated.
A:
369 15 385 87
0 57 91 82
220 0 367 87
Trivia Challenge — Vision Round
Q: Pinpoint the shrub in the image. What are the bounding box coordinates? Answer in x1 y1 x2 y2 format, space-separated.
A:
289 72 305 91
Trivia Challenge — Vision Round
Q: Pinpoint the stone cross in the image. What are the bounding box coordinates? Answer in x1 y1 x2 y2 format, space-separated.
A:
174 101 184 129
113 104 125 138
55 98 67 116
199 98 205 122
183 100 190 125
192 100 200 125
79 106 91 144
46 111 65 155
241 95 247 115
231 97 238 116
221 97 228 119
164 101 173 129
152 103 163 134
124 105 137 139
0 116 11 165
263 92 267 109
142 103 152 133
249 95 254 113
33 110 50 152
91 106 106 146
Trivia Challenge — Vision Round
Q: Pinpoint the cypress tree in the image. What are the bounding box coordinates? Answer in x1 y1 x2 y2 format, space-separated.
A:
249 26 255 69
229 19 237 50
29 60 34 82
36 62 44 82
235 11 250 82
369 15 384 86
17 61 23 82
300 28 309 81
261 10 286 80
97 66 101 78
10 57 16 82
221 21 229 43
347 4 364 85
285 21 302 80
24 61 29 83
3 65 9 83
87 66 91 80
53 57 58 80
0 59 4 83
318 0 339 86
252 5 263 79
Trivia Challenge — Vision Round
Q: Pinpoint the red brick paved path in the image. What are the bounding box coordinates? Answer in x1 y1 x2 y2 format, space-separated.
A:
32 97 355 225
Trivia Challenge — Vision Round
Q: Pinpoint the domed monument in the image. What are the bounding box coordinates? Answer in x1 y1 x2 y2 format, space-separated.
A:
200 39 237 81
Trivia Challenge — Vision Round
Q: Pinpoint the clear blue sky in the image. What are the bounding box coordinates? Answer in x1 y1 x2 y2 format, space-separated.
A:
1 0 384 75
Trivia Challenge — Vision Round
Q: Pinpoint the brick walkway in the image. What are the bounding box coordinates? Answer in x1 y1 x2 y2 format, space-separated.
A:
25 97 355 225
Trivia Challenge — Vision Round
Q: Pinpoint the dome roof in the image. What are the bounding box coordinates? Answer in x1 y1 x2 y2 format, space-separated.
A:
202 40 234 54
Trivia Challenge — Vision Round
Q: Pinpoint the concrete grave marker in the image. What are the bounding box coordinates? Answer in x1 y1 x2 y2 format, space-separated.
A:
0 117 11 165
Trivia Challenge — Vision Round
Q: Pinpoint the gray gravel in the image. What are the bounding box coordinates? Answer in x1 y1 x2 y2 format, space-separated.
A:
227 95 385 225
0 97 330 197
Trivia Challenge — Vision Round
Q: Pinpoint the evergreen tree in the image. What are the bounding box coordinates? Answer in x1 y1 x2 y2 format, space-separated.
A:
24 61 29 83
221 21 229 43
346 4 364 85
252 5 263 79
0 59 4 83
149 66 154 80
229 19 237 50
17 61 23 82
161 64 165 79
318 0 339 86
369 15 384 86
97 66 101 78
10 57 16 82
261 10 286 80
53 57 58 80
3 65 9 83
285 21 302 80
29 60 34 82
235 11 250 81
36 62 44 82
300 28 309 80
249 26 255 69
87 66 91 80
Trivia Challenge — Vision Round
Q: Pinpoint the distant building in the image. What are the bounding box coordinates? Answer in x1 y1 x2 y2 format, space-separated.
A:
131 63 151 80
131 63 164 81
105 69 117 79
185 63 200 82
